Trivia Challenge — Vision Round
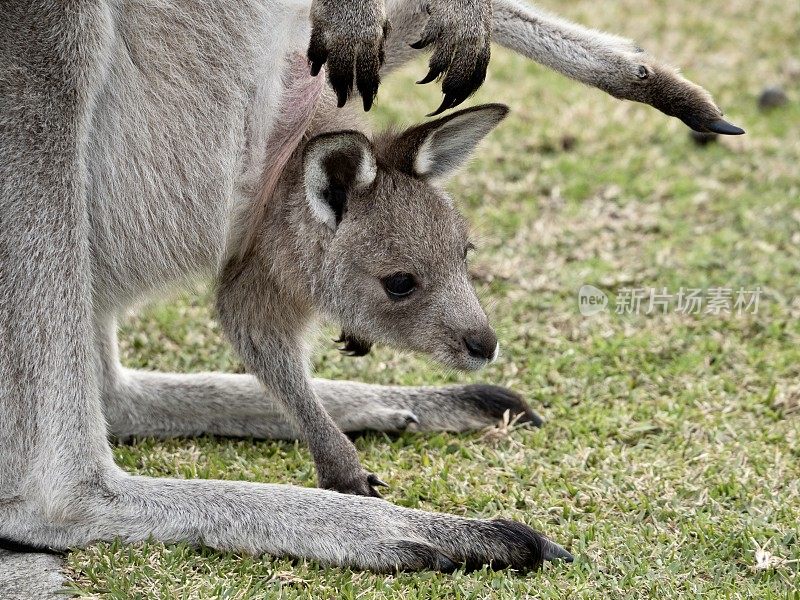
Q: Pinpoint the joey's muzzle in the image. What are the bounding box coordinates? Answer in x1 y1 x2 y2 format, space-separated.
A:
462 329 498 362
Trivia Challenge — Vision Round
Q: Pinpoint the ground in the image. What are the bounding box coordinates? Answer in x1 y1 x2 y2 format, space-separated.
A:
62 0 799 597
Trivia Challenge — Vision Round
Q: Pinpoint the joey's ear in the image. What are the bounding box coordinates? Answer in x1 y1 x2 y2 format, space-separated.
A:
303 131 377 229
388 104 509 180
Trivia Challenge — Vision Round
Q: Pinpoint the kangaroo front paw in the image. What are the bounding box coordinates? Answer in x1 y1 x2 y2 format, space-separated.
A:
320 468 388 497
412 0 492 115
307 0 389 110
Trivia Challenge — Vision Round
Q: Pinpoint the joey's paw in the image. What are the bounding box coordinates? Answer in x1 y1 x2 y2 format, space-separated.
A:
412 0 492 115
307 0 389 111
320 469 388 498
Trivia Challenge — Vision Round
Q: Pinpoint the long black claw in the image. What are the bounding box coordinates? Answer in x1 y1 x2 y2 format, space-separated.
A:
542 539 574 563
417 66 441 85
356 42 381 112
307 30 328 77
367 474 389 487
328 61 353 108
427 93 458 117
362 94 374 112
329 77 350 108
707 118 745 135
410 38 431 50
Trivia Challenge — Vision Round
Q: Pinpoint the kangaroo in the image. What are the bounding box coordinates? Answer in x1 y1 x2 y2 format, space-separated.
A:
214 102 533 498
1 0 742 574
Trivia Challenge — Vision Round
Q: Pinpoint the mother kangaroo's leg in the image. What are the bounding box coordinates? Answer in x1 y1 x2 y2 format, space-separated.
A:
99 320 540 441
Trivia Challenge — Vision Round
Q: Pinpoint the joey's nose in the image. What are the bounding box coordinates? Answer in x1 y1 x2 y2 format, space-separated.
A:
463 330 498 361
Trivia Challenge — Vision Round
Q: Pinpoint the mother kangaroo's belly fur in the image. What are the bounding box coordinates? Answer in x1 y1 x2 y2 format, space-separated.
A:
84 0 313 313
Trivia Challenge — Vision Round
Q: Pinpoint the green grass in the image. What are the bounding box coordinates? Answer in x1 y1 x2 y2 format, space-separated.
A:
65 0 800 597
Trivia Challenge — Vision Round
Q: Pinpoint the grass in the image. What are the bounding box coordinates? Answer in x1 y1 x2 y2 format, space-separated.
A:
65 0 799 597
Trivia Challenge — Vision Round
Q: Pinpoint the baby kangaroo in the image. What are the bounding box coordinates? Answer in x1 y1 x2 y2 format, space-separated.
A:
217 103 527 497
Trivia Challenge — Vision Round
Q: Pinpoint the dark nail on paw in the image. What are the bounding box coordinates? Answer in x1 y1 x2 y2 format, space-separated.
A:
367 474 389 487
706 118 745 135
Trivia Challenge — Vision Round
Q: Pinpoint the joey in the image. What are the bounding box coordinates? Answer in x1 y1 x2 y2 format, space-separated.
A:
217 104 510 496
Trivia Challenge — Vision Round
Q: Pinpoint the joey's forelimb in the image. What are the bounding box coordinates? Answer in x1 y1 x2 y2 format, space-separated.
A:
215 260 387 497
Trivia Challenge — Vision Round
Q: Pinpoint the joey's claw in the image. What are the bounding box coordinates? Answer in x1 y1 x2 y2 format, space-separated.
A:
321 468 388 497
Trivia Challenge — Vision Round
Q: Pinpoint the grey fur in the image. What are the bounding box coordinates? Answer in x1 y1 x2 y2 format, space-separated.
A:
383 0 741 133
0 549 66 600
216 103 509 496
1 0 731 574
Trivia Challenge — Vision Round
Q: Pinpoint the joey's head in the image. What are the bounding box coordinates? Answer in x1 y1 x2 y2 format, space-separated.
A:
299 104 509 371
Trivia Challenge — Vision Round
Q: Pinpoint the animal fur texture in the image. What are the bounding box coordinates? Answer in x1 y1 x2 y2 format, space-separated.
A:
1 0 739 572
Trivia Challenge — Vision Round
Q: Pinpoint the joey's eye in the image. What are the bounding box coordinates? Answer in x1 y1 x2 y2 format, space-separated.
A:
381 273 417 300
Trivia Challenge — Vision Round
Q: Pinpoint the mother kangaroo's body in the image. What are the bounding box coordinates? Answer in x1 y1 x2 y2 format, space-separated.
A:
1 0 740 572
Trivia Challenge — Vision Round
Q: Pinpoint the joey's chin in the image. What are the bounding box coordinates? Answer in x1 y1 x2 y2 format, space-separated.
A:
433 348 496 372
